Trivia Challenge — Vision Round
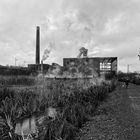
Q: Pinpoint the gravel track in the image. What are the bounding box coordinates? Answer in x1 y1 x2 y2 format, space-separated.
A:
76 84 140 140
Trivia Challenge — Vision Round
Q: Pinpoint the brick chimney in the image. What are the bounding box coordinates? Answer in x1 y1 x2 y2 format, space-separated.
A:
36 26 40 64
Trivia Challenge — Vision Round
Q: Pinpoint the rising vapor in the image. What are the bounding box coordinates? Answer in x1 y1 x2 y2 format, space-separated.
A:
42 42 54 62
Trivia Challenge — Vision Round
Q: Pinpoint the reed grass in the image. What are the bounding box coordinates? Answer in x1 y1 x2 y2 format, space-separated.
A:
0 77 116 140
0 76 35 86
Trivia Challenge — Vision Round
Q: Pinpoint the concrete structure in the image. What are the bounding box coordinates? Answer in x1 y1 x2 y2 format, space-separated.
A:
63 57 117 77
28 63 50 73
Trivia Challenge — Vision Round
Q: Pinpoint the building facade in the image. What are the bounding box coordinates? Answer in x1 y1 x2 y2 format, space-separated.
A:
63 57 117 77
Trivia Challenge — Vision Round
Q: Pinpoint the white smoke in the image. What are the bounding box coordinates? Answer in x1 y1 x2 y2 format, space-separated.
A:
42 42 54 62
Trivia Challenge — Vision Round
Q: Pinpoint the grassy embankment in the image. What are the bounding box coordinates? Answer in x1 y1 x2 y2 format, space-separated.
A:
0 76 116 140
0 76 35 86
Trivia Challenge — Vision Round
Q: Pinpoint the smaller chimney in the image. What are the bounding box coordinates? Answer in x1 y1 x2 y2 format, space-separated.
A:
41 60 43 73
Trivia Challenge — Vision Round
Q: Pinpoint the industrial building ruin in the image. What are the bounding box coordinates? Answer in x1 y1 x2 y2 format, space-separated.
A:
0 26 117 77
63 57 117 77
28 26 63 76
63 48 117 77
28 26 117 77
28 26 52 73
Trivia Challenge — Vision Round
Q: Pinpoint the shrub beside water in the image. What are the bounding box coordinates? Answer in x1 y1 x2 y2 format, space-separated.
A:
0 79 116 140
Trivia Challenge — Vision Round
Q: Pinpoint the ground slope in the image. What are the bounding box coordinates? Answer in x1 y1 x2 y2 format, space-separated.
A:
76 84 140 140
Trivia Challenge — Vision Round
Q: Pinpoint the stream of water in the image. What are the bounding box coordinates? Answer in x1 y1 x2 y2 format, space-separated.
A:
14 107 57 139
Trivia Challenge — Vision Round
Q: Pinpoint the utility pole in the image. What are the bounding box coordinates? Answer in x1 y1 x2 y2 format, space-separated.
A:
23 61 26 67
127 64 130 73
15 58 18 66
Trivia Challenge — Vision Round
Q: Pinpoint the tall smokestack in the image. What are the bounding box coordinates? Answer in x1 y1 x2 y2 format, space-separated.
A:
36 26 40 64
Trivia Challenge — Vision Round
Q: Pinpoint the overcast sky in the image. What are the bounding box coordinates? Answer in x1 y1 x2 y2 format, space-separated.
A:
0 0 140 72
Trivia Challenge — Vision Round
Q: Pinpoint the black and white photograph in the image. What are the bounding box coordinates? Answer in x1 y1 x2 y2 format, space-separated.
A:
0 0 140 139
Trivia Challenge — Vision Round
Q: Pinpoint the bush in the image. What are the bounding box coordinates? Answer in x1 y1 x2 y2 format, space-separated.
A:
0 78 116 140
133 78 140 85
0 76 35 86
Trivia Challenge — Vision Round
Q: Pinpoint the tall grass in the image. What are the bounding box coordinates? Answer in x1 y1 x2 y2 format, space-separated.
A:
0 76 35 86
0 77 116 140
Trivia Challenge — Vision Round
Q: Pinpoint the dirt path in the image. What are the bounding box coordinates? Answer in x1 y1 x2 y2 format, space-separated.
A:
76 84 140 140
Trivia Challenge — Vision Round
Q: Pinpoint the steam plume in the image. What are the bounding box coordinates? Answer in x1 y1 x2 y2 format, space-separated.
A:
42 42 54 62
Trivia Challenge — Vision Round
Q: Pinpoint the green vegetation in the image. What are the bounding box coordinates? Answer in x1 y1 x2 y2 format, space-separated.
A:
0 66 32 76
0 76 36 86
117 71 140 85
0 76 116 140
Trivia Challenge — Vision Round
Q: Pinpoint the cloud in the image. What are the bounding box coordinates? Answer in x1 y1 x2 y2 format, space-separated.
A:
0 0 140 71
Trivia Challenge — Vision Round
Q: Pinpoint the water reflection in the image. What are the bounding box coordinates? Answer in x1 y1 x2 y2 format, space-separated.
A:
14 107 57 139
15 116 37 138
